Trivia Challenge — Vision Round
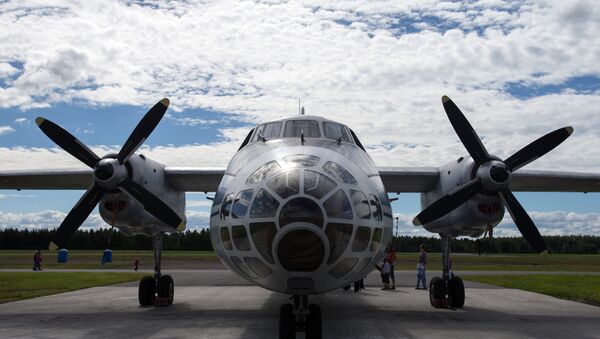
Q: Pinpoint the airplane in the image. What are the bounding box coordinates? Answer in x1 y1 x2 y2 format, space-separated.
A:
1 95 600 339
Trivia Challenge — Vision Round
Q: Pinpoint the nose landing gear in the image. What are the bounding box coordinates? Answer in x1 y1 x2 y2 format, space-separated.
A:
429 235 465 309
279 295 322 339
138 235 175 306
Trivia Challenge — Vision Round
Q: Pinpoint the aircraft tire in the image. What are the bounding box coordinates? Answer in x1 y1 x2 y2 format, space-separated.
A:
138 276 155 306
279 304 295 339
305 304 322 339
429 276 446 307
448 276 465 308
157 275 174 305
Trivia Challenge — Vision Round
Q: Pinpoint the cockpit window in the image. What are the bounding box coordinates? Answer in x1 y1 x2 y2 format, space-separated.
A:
350 190 371 219
267 169 300 199
323 122 352 143
246 161 281 184
323 161 358 185
304 170 337 199
250 189 280 218
283 120 321 138
252 122 282 141
232 189 253 219
323 190 353 219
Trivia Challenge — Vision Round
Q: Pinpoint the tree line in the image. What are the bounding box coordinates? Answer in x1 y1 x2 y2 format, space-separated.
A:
0 228 598 254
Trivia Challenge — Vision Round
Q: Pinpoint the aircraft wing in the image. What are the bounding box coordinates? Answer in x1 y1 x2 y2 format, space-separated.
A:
377 167 600 193
2 167 600 193
0 167 227 192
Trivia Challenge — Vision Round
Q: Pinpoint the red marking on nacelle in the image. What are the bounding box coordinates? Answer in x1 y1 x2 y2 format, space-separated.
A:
478 203 500 215
104 201 127 211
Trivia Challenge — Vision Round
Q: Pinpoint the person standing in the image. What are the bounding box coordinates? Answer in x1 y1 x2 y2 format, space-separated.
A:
386 246 397 290
33 250 42 271
381 258 391 290
134 258 140 271
416 244 427 290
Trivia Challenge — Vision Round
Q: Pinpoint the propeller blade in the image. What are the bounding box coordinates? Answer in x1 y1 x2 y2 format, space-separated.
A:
119 178 184 230
413 178 483 226
36 117 100 168
117 98 169 164
442 96 491 166
504 126 573 172
50 184 106 250
499 188 547 254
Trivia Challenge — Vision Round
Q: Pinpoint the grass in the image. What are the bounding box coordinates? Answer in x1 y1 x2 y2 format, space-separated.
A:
0 272 145 304
464 274 600 306
0 250 598 271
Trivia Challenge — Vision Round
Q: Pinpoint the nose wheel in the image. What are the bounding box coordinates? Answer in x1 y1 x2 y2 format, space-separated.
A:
138 235 175 306
279 295 322 339
429 235 465 309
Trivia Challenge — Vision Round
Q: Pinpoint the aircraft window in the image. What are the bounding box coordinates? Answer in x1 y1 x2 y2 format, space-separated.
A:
250 189 280 218
246 161 281 184
353 257 372 274
323 122 352 143
323 161 357 185
232 189 253 219
279 197 324 228
378 191 393 219
250 222 277 264
323 190 353 219
283 154 320 168
350 190 371 219
267 169 300 199
238 128 254 150
283 120 321 138
220 193 234 219
232 225 251 251
370 228 382 251
352 226 371 251
328 258 359 279
349 129 366 151
231 256 258 279
252 122 282 141
244 257 273 278
325 223 353 264
304 170 337 199
369 194 383 221
277 229 324 272
220 227 233 250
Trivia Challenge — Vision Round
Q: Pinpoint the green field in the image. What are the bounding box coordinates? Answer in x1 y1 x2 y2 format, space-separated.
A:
0 272 145 304
464 274 600 306
1 250 599 271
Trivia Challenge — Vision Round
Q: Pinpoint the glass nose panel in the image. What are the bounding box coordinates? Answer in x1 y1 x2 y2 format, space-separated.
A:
325 223 353 264
324 190 353 219
352 226 371 251
304 170 337 199
232 189 253 219
267 169 300 199
246 161 281 184
277 229 324 272
350 190 371 219
279 197 324 228
232 225 251 251
250 222 277 264
250 189 280 218
323 161 357 185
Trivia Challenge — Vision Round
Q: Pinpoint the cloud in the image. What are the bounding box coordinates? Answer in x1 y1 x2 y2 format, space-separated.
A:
14 118 27 124
0 126 15 135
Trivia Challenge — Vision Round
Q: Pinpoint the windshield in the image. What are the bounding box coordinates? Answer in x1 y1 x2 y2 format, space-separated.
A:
283 120 321 138
323 122 352 143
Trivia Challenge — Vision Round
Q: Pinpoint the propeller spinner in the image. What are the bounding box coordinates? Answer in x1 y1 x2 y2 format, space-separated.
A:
36 98 184 250
413 96 573 254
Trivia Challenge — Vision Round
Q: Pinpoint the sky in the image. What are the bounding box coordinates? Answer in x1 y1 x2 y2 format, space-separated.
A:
1 0 599 238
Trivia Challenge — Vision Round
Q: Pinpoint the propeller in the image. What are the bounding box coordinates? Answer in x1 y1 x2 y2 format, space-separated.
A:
37 98 185 251
413 96 573 254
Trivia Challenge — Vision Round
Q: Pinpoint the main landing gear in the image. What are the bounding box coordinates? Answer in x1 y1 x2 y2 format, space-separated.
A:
279 295 322 339
139 235 175 306
429 235 465 309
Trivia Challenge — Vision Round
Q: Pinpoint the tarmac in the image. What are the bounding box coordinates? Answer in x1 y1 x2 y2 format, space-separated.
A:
0 269 599 339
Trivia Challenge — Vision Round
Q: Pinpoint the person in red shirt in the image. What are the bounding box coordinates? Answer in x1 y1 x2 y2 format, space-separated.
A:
385 246 397 290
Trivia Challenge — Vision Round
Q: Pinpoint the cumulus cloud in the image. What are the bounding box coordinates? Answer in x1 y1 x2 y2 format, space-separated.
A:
0 126 15 135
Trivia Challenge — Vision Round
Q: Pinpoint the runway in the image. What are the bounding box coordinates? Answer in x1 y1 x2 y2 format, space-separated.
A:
1 270 599 339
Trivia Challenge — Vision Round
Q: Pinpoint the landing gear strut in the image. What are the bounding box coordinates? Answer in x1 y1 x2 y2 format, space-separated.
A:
138 234 174 306
429 235 465 308
279 295 322 339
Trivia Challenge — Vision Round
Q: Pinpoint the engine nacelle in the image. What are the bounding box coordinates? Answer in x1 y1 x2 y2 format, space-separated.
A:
98 154 186 236
420 156 504 237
